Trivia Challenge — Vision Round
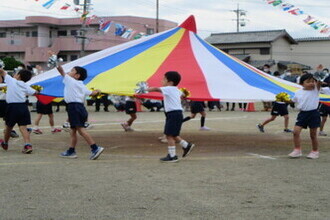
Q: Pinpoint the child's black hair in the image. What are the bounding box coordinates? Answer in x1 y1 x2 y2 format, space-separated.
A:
74 66 87 81
299 73 315 85
165 71 181 86
17 69 32 82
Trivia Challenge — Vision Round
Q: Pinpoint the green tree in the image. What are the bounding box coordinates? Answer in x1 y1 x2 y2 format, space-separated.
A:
2 57 23 70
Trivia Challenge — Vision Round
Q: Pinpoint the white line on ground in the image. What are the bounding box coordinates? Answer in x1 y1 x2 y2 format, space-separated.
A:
0 116 247 131
247 153 277 160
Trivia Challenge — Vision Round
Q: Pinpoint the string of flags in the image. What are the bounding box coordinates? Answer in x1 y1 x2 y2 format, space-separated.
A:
30 0 148 40
264 0 330 37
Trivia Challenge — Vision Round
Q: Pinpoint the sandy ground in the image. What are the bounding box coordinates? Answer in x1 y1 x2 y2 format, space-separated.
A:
0 105 330 220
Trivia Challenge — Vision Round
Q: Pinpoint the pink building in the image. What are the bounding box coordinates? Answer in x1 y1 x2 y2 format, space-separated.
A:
0 16 177 67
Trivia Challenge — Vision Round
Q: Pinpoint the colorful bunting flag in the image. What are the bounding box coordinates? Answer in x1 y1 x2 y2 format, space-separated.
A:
287 8 304 15
121 28 136 39
60 3 71 10
264 0 330 37
42 0 57 9
281 4 294 11
99 20 112 33
86 15 98 25
81 11 89 21
115 23 126 36
272 0 282 6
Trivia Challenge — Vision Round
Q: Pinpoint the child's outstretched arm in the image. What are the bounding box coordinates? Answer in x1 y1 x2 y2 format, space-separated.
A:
147 87 162 93
0 68 7 77
48 50 65 77
317 80 322 90
56 65 66 77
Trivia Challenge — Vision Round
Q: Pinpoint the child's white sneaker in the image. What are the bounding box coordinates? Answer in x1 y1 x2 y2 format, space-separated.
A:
288 149 302 158
121 122 129 131
306 151 319 159
200 126 210 131
319 131 327 136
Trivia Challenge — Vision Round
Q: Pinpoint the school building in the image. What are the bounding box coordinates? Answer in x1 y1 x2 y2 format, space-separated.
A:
0 16 177 67
205 30 330 73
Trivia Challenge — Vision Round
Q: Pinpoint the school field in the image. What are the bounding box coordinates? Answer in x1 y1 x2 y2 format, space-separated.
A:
0 106 330 220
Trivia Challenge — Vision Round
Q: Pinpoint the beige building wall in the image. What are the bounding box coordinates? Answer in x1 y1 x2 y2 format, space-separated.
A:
271 38 293 62
291 40 330 69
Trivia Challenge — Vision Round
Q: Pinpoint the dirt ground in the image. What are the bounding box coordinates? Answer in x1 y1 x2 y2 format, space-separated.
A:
0 105 330 220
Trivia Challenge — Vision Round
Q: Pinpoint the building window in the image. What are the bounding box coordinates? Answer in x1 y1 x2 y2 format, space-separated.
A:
26 32 30 37
146 28 154 35
70 30 77 36
31 31 38 37
0 32 6 38
57 30 67 36
59 55 67 62
260 48 270 55
70 55 78 61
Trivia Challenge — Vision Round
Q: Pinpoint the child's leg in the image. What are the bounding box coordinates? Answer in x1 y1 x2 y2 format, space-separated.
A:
293 125 303 149
76 127 96 146
261 115 277 126
18 125 31 144
183 113 196 122
34 113 43 128
70 128 78 148
166 135 177 157
319 116 327 132
175 136 195 157
200 111 206 127
127 113 137 126
3 125 13 143
309 128 319 151
48 113 55 129
283 114 289 129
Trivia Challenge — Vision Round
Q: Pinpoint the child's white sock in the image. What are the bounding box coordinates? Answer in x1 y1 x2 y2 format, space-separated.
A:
180 140 188 148
168 146 176 157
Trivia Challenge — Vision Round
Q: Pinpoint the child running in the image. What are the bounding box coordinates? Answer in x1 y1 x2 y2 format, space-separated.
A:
121 96 137 132
33 100 61 134
257 102 292 133
288 73 322 159
0 68 37 153
55 59 104 160
146 71 195 162
183 101 210 130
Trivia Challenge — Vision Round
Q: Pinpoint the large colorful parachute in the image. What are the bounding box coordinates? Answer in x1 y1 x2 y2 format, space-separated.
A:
29 15 330 104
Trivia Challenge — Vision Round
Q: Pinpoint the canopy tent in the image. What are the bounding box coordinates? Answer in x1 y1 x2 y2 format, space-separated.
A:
29 15 330 104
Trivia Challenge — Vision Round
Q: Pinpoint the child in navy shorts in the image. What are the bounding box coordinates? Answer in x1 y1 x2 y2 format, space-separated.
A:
318 87 330 136
0 68 37 154
55 59 104 160
146 71 195 162
32 100 61 134
257 101 292 133
183 101 210 130
121 96 137 132
289 74 322 159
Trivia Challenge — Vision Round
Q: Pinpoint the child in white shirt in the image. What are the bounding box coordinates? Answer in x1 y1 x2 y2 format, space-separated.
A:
55 63 104 160
289 74 322 159
147 71 195 162
0 68 37 153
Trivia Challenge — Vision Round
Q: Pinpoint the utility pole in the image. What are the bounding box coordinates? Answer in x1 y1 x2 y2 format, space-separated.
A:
232 4 247 32
156 0 159 33
80 0 88 57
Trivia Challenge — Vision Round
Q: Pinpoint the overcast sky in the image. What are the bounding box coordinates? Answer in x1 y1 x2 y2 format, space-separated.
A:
0 0 329 39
